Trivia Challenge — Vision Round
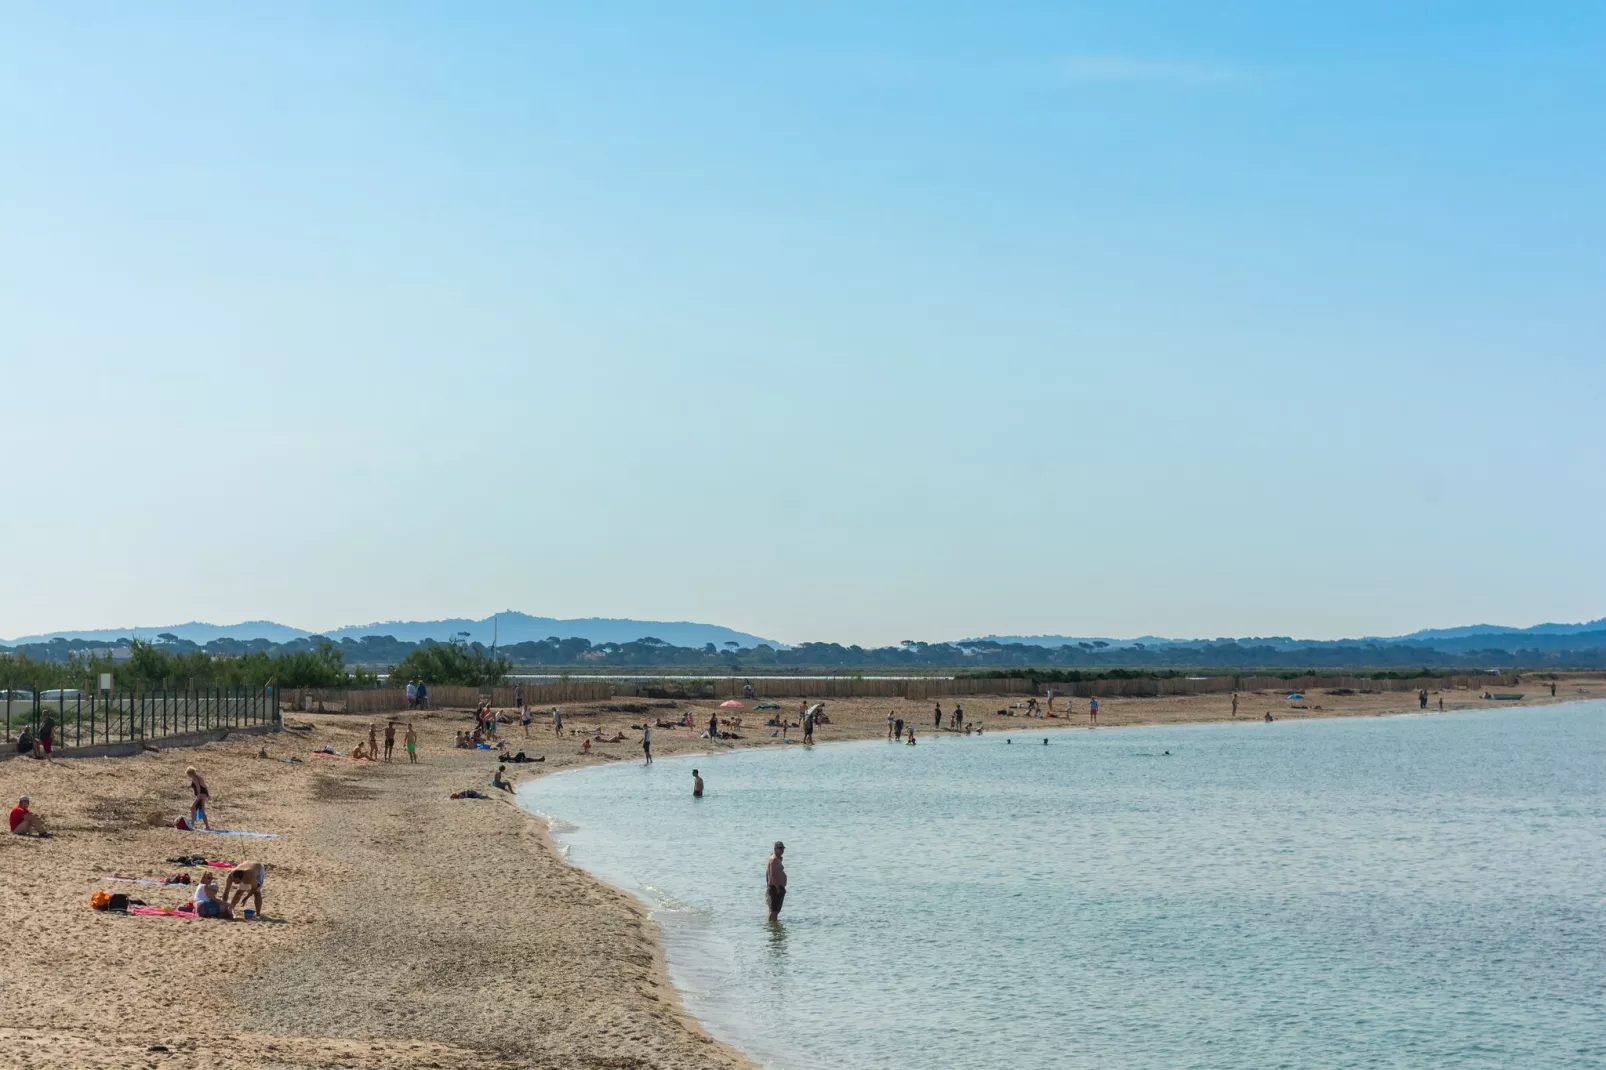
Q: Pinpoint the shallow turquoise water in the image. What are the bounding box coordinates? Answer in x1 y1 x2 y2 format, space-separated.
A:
519 704 1606 1069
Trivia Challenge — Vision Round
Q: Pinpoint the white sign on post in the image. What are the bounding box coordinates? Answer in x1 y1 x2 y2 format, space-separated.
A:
99 673 113 692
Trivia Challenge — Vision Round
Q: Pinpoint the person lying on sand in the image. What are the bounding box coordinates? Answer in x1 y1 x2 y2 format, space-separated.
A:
9 795 48 837
224 862 265 917
193 873 234 919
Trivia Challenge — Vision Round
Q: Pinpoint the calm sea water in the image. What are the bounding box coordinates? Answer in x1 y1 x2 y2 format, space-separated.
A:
519 704 1606 1069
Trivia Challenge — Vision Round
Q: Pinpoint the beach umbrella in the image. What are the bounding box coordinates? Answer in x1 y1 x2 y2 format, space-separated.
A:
720 700 745 708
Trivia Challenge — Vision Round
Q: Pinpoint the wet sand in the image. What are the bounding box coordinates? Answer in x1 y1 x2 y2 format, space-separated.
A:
2 675 1598 1068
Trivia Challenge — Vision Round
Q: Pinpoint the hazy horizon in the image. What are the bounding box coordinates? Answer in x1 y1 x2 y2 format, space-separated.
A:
4 4 1602 648
5 608 1605 651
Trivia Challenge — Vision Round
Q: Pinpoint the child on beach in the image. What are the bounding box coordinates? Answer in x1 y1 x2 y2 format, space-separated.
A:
405 723 418 763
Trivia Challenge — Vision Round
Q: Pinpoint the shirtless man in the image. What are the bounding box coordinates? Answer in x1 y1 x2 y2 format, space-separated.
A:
224 861 265 917
692 769 704 797
383 721 397 762
765 841 787 923
404 723 418 764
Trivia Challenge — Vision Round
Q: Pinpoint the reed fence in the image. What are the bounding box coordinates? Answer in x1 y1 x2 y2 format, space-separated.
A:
283 671 1524 715
333 681 616 715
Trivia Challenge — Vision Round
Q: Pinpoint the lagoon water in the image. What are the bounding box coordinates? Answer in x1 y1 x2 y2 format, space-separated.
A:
520 704 1606 1069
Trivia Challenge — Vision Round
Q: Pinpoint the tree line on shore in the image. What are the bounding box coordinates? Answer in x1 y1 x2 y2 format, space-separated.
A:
4 629 1605 691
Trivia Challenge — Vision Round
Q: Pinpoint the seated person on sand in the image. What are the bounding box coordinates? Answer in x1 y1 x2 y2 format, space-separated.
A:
9 795 47 837
492 765 516 793
224 861 265 917
193 873 234 919
15 728 46 760
580 737 592 754
351 742 368 761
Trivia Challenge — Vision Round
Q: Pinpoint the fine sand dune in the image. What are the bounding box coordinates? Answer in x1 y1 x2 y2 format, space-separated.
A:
1 677 1598 1068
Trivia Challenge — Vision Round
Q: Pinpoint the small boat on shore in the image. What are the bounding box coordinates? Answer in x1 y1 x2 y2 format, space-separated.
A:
1488 693 1525 701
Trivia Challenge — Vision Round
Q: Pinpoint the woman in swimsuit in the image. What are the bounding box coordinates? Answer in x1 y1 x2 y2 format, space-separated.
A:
186 766 212 829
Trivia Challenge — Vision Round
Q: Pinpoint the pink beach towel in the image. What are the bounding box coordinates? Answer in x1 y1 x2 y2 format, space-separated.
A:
128 905 197 919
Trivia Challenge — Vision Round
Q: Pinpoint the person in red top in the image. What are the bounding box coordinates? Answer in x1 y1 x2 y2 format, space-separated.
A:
9 795 47 837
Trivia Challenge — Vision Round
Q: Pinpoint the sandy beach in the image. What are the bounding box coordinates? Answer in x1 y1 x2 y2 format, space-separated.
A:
2 675 1600 1069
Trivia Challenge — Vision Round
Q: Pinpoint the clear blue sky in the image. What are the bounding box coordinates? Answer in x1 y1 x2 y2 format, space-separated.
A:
3 3 1602 646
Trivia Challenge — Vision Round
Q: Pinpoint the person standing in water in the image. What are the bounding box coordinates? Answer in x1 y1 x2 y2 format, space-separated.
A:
692 769 704 797
894 716 904 741
766 841 787 923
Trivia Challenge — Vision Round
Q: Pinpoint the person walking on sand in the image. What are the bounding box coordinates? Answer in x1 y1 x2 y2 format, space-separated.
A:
416 682 428 709
1232 692 1239 718
708 712 719 741
186 766 212 830
934 702 943 730
9 795 47 837
803 709 814 744
1089 697 1099 726
887 711 895 740
405 723 418 763
642 725 653 764
766 841 787 923
383 721 396 762
553 707 564 737
368 722 379 757
895 716 904 742
521 704 532 737
692 769 704 797
955 704 964 731
406 680 417 709
1419 688 1428 710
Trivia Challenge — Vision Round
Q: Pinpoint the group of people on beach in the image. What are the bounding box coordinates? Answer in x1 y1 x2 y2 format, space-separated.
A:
353 721 415 762
190 860 266 920
403 680 430 709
